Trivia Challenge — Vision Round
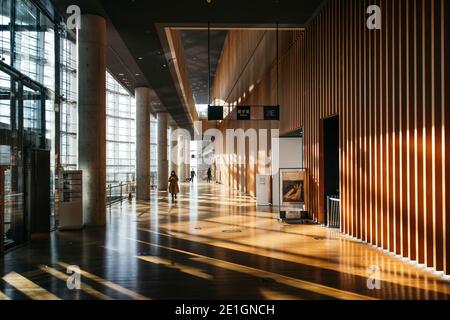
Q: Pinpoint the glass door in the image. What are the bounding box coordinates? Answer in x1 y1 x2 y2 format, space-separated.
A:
0 67 48 251
0 73 26 249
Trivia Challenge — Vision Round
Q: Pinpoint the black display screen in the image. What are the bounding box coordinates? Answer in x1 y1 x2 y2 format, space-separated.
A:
264 105 280 120
208 106 224 120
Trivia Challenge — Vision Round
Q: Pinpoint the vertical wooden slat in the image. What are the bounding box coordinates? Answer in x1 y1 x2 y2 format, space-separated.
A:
424 0 434 268
369 0 375 244
433 0 443 271
416 0 425 264
399 0 409 257
443 0 450 274
363 0 369 243
408 0 417 262
356 0 362 239
393 0 401 255
382 0 388 251
350 0 356 238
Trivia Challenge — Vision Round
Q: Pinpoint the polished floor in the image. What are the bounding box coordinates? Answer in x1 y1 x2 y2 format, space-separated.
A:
1 183 450 300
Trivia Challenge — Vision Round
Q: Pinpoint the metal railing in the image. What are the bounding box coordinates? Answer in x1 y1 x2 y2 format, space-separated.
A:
106 182 134 207
326 196 340 228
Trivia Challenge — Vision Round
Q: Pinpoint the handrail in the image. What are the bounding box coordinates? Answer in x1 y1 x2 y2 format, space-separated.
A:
4 193 24 198
326 196 340 229
106 181 134 207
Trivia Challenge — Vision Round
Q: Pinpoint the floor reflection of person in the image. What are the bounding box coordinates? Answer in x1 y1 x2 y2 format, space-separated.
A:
168 171 180 201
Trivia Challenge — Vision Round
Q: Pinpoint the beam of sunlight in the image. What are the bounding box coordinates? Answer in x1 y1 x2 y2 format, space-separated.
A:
0 290 10 300
57 262 150 300
137 221 450 295
39 265 113 300
2 272 60 300
259 287 303 300
137 256 213 280
126 237 376 300
190 256 374 300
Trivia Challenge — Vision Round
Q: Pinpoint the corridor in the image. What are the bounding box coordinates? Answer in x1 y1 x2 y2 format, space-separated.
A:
1 183 449 300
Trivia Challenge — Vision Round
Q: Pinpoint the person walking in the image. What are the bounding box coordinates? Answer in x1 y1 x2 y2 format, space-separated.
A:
206 167 212 183
168 171 180 201
190 170 196 183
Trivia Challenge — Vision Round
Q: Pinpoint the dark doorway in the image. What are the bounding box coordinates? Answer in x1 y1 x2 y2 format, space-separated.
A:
323 116 340 225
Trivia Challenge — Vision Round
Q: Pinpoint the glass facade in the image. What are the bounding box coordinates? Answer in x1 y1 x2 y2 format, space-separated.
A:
60 36 77 169
106 72 135 184
61 70 156 186
1 0 160 252
150 114 157 188
1 0 62 250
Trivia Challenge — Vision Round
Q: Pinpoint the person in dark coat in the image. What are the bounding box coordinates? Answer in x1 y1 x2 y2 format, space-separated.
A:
168 171 180 201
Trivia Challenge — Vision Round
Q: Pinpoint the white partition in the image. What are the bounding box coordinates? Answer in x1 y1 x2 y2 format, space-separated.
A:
271 137 304 206
256 174 272 206
58 170 83 230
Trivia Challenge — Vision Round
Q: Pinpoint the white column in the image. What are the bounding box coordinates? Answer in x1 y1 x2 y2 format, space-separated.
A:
157 112 169 190
170 126 179 178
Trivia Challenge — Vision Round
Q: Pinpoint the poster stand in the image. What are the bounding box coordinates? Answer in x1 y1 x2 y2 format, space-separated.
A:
278 168 309 223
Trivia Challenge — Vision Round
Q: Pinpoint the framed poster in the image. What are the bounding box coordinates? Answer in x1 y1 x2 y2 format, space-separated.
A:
279 168 307 209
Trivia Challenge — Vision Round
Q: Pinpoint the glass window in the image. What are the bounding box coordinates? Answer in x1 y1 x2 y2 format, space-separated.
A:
60 36 77 169
106 72 136 184
13 0 55 89
0 0 11 65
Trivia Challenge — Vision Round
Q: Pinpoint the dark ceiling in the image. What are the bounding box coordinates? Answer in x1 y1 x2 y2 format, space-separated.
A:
180 30 227 105
51 0 327 131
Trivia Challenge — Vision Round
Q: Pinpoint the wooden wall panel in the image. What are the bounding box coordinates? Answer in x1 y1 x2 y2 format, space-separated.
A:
212 0 450 274
307 0 449 273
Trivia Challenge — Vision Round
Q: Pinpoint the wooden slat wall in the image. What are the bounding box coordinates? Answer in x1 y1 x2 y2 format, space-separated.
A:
212 30 294 196
292 0 449 273
212 0 450 273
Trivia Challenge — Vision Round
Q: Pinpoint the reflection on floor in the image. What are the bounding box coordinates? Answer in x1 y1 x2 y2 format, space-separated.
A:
1 183 450 300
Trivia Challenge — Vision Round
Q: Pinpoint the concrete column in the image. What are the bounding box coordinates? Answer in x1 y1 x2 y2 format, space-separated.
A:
185 138 191 181
170 126 179 178
178 135 186 181
157 112 169 190
78 15 107 227
135 87 151 200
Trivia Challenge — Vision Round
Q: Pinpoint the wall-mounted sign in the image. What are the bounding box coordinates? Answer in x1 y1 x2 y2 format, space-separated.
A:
208 105 223 121
237 105 251 120
264 105 280 120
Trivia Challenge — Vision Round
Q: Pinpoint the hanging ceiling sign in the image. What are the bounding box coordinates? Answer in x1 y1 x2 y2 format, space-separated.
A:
264 105 280 121
236 106 251 120
208 105 223 121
